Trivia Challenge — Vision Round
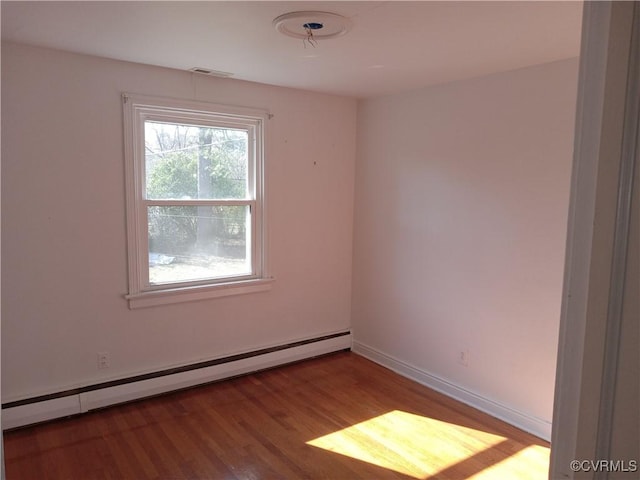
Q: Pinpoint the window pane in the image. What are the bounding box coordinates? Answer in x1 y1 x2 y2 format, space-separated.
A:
148 205 251 285
145 121 248 200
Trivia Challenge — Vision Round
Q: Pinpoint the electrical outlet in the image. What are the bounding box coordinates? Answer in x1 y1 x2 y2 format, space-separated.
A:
97 352 110 369
458 349 469 367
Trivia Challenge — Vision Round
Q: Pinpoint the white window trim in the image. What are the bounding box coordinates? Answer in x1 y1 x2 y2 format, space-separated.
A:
122 93 271 309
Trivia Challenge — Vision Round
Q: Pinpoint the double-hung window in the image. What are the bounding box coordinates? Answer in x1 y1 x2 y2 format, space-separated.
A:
123 94 270 308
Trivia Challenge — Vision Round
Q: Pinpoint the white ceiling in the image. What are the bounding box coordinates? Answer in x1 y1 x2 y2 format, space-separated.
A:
1 1 583 98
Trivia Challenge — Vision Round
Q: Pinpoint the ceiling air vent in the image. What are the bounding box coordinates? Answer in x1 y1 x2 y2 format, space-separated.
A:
189 67 234 78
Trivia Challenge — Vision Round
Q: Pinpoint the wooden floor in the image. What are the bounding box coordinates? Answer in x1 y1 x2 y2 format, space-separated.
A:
4 352 550 479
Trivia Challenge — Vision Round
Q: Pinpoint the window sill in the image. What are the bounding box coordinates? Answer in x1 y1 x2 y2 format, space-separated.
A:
125 277 275 309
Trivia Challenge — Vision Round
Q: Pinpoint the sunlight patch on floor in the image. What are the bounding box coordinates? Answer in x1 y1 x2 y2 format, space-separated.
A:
467 444 550 480
307 410 520 479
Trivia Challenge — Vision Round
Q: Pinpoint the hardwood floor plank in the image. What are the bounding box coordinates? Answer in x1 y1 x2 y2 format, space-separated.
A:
4 352 550 479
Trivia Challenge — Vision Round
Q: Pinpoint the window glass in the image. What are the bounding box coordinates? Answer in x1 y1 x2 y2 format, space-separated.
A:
145 121 248 200
147 205 251 285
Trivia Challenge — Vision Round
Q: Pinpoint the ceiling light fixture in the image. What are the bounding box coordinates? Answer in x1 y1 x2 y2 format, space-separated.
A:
273 11 352 43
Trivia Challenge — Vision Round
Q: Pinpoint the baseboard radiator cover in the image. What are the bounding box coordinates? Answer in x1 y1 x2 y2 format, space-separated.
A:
2 331 352 430
352 341 552 441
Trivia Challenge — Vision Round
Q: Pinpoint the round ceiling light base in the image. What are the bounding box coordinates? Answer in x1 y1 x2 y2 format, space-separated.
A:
273 11 352 40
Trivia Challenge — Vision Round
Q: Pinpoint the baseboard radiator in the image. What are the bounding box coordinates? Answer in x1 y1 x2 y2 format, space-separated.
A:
2 331 352 430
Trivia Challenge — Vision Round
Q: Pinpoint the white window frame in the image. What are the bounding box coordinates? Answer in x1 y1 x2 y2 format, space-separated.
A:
123 93 272 309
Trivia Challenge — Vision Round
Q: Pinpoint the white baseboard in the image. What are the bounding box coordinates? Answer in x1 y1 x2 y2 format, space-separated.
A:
352 340 551 441
3 332 352 430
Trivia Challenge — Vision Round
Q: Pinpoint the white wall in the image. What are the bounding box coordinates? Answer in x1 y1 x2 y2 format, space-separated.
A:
352 59 578 437
1 43 356 402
